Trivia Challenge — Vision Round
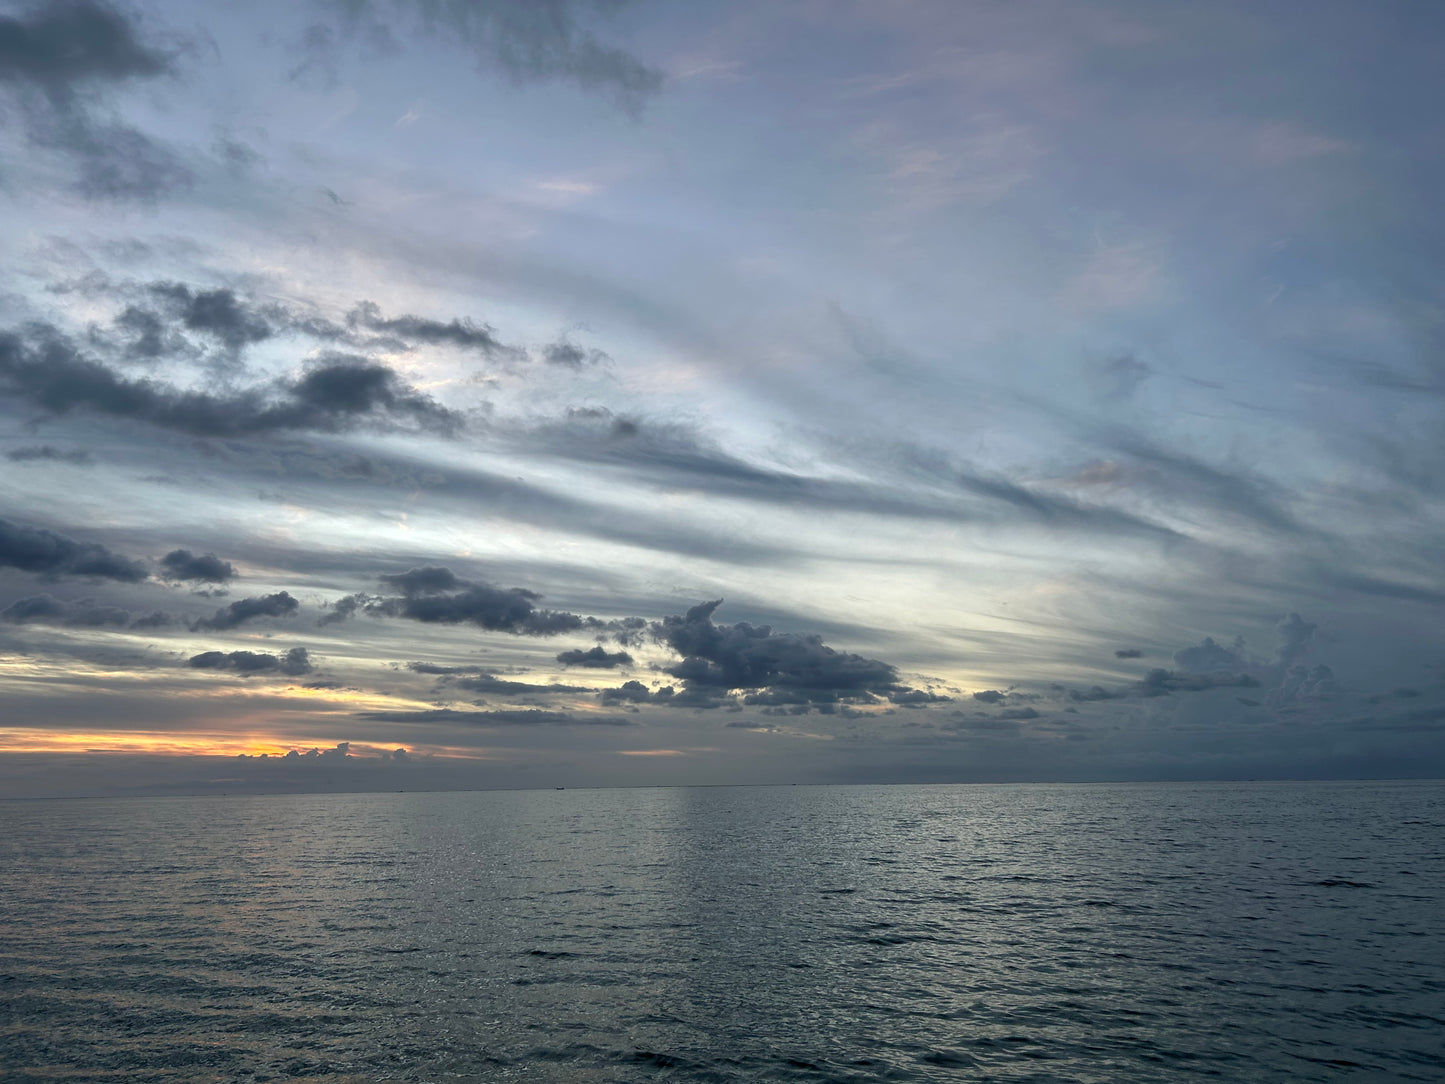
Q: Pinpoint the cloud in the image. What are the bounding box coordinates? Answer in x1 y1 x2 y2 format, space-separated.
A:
1111 436 1304 536
556 645 633 668
374 584 582 634
1114 647 1143 659
346 301 508 354
1068 685 1120 702
1172 635 1248 673
379 565 462 594
149 283 274 352
0 1 171 96
330 566 608 637
2 593 130 627
1166 614 1323 701
450 672 589 695
159 549 235 584
652 599 935 711
4 445 93 465
513 413 1180 542
0 325 461 437
599 679 673 705
192 591 299 631
1274 612 1316 668
971 689 1006 703
1137 667 1261 697
0 0 190 200
188 647 313 676
43 117 192 200
94 281 525 364
542 339 608 367
0 516 148 581
0 592 171 630
263 742 356 760
303 0 663 112
357 707 633 726
998 707 1041 720
1269 664 1338 709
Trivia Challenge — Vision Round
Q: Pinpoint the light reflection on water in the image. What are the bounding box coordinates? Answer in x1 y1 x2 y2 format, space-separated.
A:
2 780 1442 1081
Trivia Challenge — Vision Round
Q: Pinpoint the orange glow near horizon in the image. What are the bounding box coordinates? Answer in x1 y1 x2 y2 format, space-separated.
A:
0 729 316 756
0 728 510 761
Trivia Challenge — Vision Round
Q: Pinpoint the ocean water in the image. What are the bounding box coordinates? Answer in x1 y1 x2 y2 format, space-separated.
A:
1 781 1442 1083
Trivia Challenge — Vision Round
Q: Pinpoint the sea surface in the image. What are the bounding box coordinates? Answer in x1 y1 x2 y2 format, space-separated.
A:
1 781 1442 1082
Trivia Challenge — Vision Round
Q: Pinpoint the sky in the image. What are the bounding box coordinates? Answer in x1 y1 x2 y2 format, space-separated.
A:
1 0 1443 797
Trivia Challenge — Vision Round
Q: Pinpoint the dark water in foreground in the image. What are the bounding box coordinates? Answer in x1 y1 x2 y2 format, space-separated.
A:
2 781 1442 1082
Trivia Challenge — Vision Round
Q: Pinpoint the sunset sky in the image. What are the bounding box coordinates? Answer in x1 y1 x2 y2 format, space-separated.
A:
2 0 1443 796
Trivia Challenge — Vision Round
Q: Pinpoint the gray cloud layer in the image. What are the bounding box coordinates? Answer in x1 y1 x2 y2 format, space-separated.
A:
649 599 947 712
0 516 147 581
0 0 189 199
0 324 460 438
159 549 235 583
189 646 312 676
301 0 662 112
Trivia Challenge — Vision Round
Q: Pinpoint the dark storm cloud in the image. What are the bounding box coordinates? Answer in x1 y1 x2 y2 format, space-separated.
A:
599 679 673 705
1114 647 1143 659
113 305 173 359
84 279 524 363
972 689 1005 703
0 324 460 437
651 599 935 711
542 339 608 367
328 566 620 637
149 283 274 351
303 0 662 112
288 355 461 432
886 686 951 707
3 593 129 627
192 591 299 631
0 0 170 95
379 565 462 594
1068 685 1120 702
405 661 469 675
0 516 147 581
402 662 589 695
357 707 634 727
1137 667 1261 698
5 445 93 465
452 672 590 695
188 646 313 676
346 301 508 355
159 549 235 583
998 707 1041 720
0 0 191 200
556 645 633 668
376 584 582 634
